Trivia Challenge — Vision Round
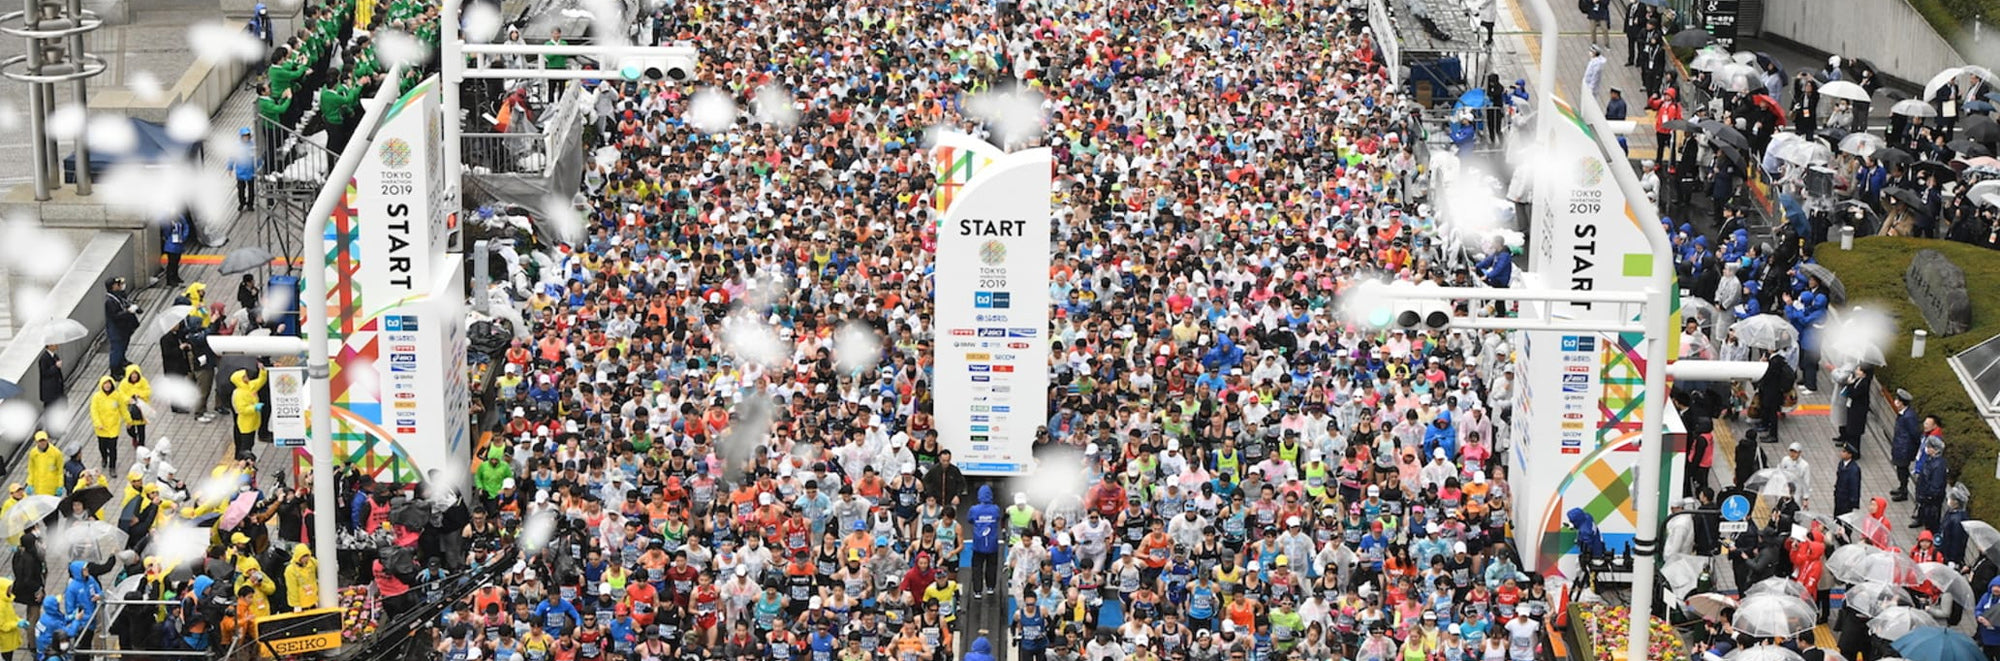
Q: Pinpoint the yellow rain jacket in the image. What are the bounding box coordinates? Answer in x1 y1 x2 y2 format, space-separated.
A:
231 369 266 435
89 375 126 439
117 365 151 429
26 433 63 495
284 544 319 611
0 577 18 652
183 283 210 327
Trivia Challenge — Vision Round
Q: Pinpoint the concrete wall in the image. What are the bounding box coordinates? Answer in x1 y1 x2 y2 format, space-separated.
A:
0 232 135 456
1760 0 1966 86
88 19 252 123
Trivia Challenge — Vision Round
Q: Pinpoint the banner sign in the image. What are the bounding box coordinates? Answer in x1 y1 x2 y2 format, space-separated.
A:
268 366 306 447
931 138 1051 476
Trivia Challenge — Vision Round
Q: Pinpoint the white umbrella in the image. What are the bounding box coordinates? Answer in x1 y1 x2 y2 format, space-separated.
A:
1719 63 1762 93
1841 550 1923 586
1868 605 1939 641
143 305 194 343
1732 51 1759 65
1744 468 1803 500
49 519 127 565
39 318 89 344
0 495 59 537
1893 99 1939 118
1773 139 1832 166
1687 592 1737 621
1734 314 1799 351
1924 66 2000 103
1691 49 1733 72
1827 543 1876 581
1726 645 1804 661
1732 593 1818 637
1664 555 1707 597
1843 581 1915 616
1916 562 1975 608
1966 180 2000 203
1747 576 1809 598
1840 133 1886 157
1819 80 1872 103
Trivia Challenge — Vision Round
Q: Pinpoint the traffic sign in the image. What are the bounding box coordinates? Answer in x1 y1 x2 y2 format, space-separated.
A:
1720 494 1750 522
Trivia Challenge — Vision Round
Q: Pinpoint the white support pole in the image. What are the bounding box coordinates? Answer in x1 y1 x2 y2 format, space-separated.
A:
1522 0 1560 151
1353 282 1649 305
1450 318 1646 333
1665 360 1769 382
441 0 463 226
456 68 635 81
204 335 309 356
302 64 407 609
460 43 697 57
1577 74 1676 661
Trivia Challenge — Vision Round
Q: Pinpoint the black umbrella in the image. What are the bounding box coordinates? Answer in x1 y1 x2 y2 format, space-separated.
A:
1702 119 1751 152
1817 126 1851 143
55 486 114 521
1883 88 1911 102
1671 28 1712 48
0 378 20 400
1714 142 1748 166
1948 139 1992 158
1663 119 1703 132
1912 160 1958 181
1875 147 1916 167
1883 186 1929 215
1836 200 1882 235
1962 115 2000 143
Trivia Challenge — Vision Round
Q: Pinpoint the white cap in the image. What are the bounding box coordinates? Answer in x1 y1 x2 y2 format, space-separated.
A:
1286 516 1302 527
1788 442 1802 452
1014 493 1028 505
1454 541 1468 554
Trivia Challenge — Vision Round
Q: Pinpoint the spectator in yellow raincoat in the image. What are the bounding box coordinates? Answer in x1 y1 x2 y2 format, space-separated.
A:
88 375 126 471
177 282 209 327
230 367 266 457
0 576 20 657
25 432 63 496
116 365 151 448
283 545 318 613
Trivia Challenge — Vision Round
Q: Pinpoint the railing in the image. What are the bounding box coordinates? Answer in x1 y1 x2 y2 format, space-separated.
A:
1663 44 1788 241
71 597 245 660
461 132 549 175
253 113 339 186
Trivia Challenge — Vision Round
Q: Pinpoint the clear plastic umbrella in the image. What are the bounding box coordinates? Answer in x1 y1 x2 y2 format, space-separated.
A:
1726 645 1804 661
1917 562 1975 608
0 495 59 538
1773 138 1833 167
1746 575 1808 598
1664 555 1707 597
1690 48 1733 72
143 305 194 343
1744 468 1803 500
1840 132 1886 157
49 519 127 565
1732 593 1818 637
1963 520 2000 565
1869 605 1940 640
39 318 89 344
1687 592 1737 621
1841 550 1924 586
1827 543 1877 581
1818 80 1871 103
1718 63 1762 93
1892 99 1939 118
1734 314 1799 351
1924 66 2000 102
1843 581 1915 616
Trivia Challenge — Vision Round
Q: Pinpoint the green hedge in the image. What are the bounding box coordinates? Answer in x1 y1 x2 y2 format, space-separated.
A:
1909 0 2000 40
1816 237 2000 525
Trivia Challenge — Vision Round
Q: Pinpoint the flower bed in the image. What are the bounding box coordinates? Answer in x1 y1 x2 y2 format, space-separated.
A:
340 585 383 640
1567 603 1689 661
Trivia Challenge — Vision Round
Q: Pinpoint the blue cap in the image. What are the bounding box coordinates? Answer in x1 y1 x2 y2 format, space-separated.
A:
239 127 251 136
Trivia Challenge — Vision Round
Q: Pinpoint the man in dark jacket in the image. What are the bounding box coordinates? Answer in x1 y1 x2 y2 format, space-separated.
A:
1754 355 1795 444
1890 390 1920 501
104 277 141 375
920 447 967 508
1915 438 1948 530
37 343 63 411
1835 364 1875 450
1833 444 1861 516
13 527 45 625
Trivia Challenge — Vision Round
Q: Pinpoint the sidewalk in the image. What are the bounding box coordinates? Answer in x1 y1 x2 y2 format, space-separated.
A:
1494 0 1661 159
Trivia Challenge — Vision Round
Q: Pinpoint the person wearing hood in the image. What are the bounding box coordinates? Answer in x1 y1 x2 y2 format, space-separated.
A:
1566 508 1605 563
117 365 151 450
33 596 75 659
61 561 101 646
475 445 514 500
0 577 19 660
1977 576 2000 654
969 484 1003 597
1423 411 1457 460
11 528 43 628
284 545 319 612
26 432 61 496
966 636 995 661
230 367 267 457
89 375 127 471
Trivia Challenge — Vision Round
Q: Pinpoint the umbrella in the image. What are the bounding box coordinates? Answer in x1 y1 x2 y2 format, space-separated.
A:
1743 467 1804 500
1773 139 1831 167
1842 580 1915 616
1687 592 1737 621
1840 133 1886 157
40 318 89 344
1968 180 2000 202
1949 139 1993 157
0 495 60 538
143 305 194 344
1725 646 1803 661
1924 66 2000 102
50 519 128 564
1969 100 1996 114
1827 543 1876 578
1882 187 1929 216
1916 562 1975 608
1835 200 1883 235
1757 53 1786 79
1670 27 1711 48
1718 63 1762 93
1911 160 1958 182
1735 314 1799 351
1841 549 1924 586
1875 147 1916 167
1690 49 1733 73
1818 80 1872 103
1892 626 1983 661
1732 593 1818 637
1868 606 1939 640
1963 521 2000 565
219 246 274 275
1962 115 2000 143
1818 126 1852 143
1883 88 1912 102
218 491 259 530
1664 555 1707 596
1797 264 1845 304
1892 99 1938 117
1750 94 1788 122
1663 119 1704 132
1746 576 1808 597
58 486 113 520
0 378 19 400
1732 51 1758 65
1703 119 1752 152
1714 142 1748 166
